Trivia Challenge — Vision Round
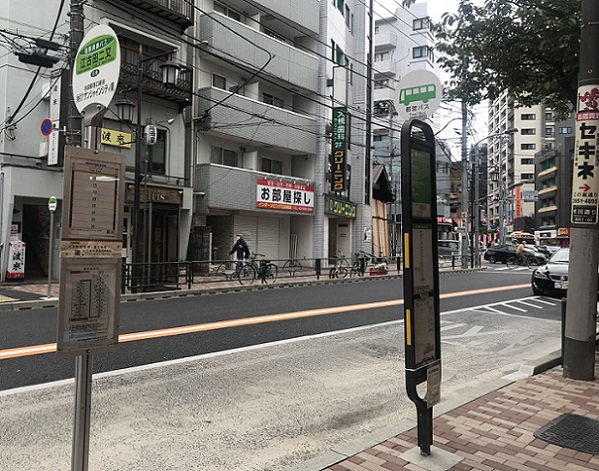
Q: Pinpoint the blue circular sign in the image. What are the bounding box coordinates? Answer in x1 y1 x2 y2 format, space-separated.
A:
41 118 53 136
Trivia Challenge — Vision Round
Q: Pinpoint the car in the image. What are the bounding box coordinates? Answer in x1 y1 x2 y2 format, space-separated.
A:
484 244 517 263
438 240 459 257
484 244 547 265
531 248 570 297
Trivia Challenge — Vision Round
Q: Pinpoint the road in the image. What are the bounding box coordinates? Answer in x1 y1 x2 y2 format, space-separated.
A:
0 267 563 470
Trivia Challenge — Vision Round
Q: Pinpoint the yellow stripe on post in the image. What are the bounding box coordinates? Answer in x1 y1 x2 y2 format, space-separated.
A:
406 308 412 345
403 233 410 269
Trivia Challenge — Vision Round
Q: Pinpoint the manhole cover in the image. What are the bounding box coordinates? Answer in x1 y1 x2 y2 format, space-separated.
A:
534 413 599 454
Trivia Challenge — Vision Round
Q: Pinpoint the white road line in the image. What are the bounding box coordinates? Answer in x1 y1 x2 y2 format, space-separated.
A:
515 300 543 309
440 323 467 331
533 298 558 305
502 303 527 312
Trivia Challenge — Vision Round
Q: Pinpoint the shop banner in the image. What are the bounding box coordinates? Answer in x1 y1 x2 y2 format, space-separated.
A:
256 178 314 213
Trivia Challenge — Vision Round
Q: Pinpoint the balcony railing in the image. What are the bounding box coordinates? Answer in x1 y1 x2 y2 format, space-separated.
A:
120 47 192 110
118 0 194 31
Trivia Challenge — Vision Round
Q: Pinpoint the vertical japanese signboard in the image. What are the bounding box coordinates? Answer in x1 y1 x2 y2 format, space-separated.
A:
571 86 599 225
331 107 347 192
401 119 441 456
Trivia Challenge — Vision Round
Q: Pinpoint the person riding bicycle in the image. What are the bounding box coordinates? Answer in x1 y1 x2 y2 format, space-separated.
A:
229 234 250 275
516 241 531 264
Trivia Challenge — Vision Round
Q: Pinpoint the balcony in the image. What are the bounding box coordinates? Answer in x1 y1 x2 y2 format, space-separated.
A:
194 163 314 214
375 31 398 50
373 60 397 77
120 48 192 110
199 13 318 93
197 87 317 154
118 0 193 31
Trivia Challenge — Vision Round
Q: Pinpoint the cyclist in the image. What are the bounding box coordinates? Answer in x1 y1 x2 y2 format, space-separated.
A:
516 241 532 265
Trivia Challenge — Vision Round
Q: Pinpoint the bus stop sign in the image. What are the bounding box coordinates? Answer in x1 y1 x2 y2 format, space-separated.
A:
396 70 442 121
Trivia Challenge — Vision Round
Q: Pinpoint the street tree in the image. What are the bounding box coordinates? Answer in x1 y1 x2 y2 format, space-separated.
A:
405 0 581 117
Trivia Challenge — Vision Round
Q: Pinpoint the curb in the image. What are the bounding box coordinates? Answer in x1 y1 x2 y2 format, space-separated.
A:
0 267 486 312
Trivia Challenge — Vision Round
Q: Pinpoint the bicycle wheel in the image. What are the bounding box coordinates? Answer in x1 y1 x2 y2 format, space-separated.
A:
349 261 362 277
263 263 278 283
506 256 520 269
237 264 256 285
336 266 349 278
526 256 540 269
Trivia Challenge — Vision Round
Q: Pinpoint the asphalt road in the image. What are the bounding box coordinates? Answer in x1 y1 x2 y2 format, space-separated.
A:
0 268 541 391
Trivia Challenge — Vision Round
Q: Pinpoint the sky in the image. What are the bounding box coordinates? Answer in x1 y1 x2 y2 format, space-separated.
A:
376 0 490 158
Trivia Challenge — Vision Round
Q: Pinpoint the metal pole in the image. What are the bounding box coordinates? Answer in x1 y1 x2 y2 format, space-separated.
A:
499 153 506 246
132 44 143 293
72 353 93 471
47 211 54 298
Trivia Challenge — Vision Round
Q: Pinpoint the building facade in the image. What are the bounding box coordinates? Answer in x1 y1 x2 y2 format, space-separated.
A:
0 0 193 281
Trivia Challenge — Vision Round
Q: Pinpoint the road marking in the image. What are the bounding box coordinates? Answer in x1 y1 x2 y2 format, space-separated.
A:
0 283 531 360
502 303 527 312
515 300 543 309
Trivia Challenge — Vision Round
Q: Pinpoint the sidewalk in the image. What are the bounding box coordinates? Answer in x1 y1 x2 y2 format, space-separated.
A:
315 363 599 471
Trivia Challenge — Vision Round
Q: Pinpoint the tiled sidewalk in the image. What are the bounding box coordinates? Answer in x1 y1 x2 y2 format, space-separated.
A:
323 368 599 471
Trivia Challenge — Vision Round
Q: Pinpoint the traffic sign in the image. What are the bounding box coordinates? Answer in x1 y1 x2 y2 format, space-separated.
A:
41 118 53 136
72 24 121 114
48 195 57 212
396 70 442 121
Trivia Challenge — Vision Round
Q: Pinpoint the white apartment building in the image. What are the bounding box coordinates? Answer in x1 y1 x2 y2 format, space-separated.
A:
372 4 450 245
192 0 373 263
487 91 566 236
0 0 193 281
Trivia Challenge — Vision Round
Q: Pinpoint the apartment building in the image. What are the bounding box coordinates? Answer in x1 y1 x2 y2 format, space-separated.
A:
192 0 373 262
371 3 450 250
0 0 193 280
487 91 574 237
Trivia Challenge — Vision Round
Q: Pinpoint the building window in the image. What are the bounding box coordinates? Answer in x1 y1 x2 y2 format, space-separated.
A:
413 18 429 31
212 73 226 90
214 1 241 21
337 0 344 13
263 92 284 109
335 45 346 65
521 158 534 165
374 51 389 62
413 46 432 60
545 127 553 136
521 128 536 135
261 157 283 174
345 5 351 28
147 129 167 174
374 79 389 89
211 147 239 167
521 173 534 180
558 126 572 134
521 113 536 120
545 112 553 120
521 143 537 150
263 28 285 42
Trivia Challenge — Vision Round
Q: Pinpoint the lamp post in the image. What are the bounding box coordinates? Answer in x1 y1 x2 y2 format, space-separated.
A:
115 44 179 292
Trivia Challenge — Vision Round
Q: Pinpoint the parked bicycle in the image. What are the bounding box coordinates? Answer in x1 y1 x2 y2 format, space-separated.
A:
328 255 349 278
236 252 278 285
349 251 371 277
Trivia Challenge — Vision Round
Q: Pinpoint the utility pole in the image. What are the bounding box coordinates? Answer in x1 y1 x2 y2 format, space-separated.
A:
67 0 84 146
460 99 468 268
563 0 599 380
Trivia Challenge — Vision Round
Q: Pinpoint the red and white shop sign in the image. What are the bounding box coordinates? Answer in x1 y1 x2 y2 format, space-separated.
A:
256 178 314 213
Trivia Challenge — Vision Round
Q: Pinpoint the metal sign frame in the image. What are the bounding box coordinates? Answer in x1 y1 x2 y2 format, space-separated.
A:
401 119 441 456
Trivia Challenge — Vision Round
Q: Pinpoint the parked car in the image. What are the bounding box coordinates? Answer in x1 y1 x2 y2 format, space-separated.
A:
531 248 570 297
438 240 459 257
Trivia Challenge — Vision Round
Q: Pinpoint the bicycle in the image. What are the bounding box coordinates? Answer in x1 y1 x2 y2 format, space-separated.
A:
349 251 371 277
236 253 278 285
506 252 540 270
328 255 349 278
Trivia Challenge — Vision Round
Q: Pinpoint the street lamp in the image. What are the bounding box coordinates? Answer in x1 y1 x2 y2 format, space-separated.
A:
476 128 518 248
116 44 180 292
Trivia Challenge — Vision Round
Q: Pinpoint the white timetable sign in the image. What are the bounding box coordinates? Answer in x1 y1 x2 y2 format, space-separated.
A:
62 147 124 241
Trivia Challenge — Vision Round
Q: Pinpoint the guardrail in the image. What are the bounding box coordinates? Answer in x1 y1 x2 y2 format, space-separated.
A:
121 256 405 293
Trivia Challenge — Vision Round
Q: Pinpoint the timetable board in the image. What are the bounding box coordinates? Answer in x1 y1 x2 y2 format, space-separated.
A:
58 146 125 356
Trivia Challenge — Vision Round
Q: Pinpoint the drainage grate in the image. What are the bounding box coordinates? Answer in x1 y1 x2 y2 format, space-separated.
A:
534 413 599 455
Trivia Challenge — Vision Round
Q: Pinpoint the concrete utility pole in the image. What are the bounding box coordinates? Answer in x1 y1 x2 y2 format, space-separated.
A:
68 0 84 146
563 0 599 380
460 99 468 268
